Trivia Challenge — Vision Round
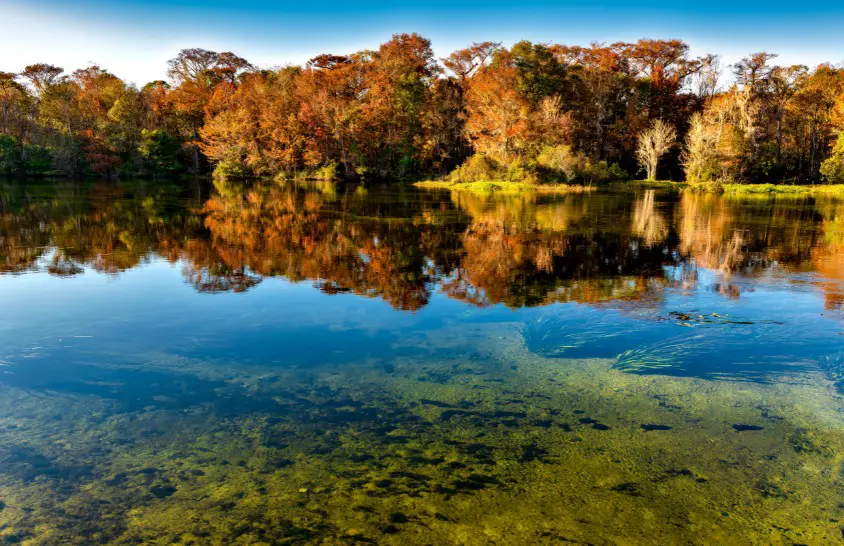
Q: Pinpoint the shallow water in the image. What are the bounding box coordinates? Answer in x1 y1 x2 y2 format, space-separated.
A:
0 180 842 544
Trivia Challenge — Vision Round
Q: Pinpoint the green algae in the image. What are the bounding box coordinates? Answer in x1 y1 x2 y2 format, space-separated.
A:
0 322 842 545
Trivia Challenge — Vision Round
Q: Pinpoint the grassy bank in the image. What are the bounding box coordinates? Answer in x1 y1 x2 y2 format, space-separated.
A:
616 180 844 195
416 179 844 197
414 180 595 193
718 183 844 196
682 182 844 196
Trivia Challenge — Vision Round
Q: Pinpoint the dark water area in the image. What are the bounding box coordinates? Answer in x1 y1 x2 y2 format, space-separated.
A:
0 179 842 544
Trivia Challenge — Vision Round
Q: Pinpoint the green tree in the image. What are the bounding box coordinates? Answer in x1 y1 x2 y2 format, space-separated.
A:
509 41 567 105
820 133 844 183
139 129 183 176
0 134 20 175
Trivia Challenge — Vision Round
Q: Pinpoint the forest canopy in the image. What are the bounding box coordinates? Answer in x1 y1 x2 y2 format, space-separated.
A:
1 34 844 185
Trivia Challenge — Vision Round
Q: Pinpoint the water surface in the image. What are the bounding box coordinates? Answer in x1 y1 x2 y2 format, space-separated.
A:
1 180 842 544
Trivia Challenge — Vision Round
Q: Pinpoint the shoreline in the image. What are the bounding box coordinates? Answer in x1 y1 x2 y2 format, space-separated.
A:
718 183 844 196
415 179 844 197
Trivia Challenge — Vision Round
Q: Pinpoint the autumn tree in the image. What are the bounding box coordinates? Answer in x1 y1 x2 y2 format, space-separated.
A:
769 65 807 162
419 77 467 174
552 43 633 162
614 38 704 130
442 42 500 84
298 54 364 175
789 65 844 180
682 113 720 183
213 52 253 84
20 64 64 94
690 54 721 100
636 119 677 180
0 72 33 173
166 48 252 173
463 53 528 162
362 33 438 176
69 65 129 175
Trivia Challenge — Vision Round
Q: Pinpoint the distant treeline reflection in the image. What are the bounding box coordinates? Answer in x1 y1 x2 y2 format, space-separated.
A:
1 180 842 311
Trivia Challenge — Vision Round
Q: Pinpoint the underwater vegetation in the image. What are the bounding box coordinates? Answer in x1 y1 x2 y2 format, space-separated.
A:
0 322 842 545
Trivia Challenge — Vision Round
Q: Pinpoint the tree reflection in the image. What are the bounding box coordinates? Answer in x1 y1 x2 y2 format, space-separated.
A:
1 180 842 313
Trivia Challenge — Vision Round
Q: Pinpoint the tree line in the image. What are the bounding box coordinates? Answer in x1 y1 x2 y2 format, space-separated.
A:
1 34 843 184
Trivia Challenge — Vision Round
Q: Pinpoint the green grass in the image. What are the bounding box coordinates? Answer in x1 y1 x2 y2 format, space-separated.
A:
720 183 844 196
414 179 594 194
416 178 844 197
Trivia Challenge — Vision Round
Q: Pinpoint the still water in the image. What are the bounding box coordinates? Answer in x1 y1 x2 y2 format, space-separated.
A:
0 180 842 544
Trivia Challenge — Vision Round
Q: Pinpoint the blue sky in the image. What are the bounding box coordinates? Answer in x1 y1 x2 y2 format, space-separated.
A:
4 0 844 86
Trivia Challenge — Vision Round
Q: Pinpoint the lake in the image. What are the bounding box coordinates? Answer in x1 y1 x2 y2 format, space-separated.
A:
0 179 842 544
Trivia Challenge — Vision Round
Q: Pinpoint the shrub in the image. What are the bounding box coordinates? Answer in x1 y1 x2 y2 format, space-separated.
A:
582 160 613 185
607 163 629 181
443 150 621 187
213 158 249 179
535 145 624 185
449 154 502 183
536 145 579 181
312 160 338 181
504 159 539 185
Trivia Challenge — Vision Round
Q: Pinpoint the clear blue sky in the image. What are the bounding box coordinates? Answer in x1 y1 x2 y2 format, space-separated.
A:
4 0 844 86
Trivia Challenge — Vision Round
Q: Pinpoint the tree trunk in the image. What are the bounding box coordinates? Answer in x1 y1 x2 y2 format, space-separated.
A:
647 157 656 181
810 121 817 182
798 132 803 182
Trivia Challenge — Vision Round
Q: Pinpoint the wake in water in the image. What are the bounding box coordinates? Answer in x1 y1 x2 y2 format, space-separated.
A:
524 304 841 389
